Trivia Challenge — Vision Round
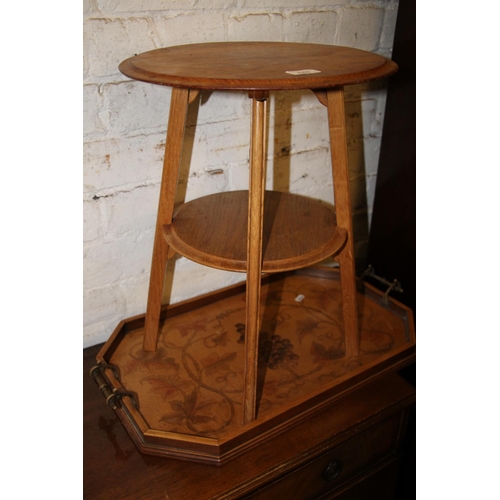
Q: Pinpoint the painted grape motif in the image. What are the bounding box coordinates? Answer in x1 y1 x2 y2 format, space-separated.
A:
235 323 299 369
261 334 299 369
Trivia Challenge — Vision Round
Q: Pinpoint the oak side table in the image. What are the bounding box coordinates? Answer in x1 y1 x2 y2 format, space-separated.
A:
91 42 415 465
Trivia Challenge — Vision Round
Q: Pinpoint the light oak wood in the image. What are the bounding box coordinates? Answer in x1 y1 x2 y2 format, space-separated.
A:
163 191 347 272
143 87 189 352
188 89 200 104
119 42 397 90
313 89 329 107
244 95 268 424
326 88 359 357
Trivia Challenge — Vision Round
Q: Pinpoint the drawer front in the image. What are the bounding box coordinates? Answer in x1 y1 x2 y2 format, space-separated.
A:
245 412 402 500
322 457 400 500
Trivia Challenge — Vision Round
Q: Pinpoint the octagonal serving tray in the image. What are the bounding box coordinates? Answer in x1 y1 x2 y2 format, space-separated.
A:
93 267 415 465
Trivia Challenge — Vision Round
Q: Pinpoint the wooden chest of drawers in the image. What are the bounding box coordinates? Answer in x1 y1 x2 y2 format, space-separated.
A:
246 412 405 499
84 343 415 499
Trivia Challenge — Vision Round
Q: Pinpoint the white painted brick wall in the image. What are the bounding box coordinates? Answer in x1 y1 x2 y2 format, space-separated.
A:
83 0 400 347
337 7 385 51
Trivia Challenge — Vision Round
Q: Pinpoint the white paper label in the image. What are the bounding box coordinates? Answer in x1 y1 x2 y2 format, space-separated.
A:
286 69 321 75
295 294 305 303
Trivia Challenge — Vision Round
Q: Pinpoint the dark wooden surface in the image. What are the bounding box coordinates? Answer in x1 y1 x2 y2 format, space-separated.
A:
119 42 397 90
84 343 415 499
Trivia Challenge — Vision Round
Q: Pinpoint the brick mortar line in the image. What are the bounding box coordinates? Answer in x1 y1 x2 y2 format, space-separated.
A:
83 8 349 22
83 5 393 25
83 131 166 145
83 2 393 17
83 181 159 201
83 272 150 294
84 225 155 245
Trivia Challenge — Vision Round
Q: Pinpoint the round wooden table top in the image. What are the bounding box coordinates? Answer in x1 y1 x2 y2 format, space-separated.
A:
119 42 397 91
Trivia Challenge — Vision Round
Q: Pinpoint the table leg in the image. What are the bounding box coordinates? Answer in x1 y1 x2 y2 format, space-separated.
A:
143 87 190 352
326 88 359 357
243 92 268 424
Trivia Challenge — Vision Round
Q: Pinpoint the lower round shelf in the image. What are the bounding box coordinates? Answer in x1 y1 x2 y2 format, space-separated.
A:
163 190 347 272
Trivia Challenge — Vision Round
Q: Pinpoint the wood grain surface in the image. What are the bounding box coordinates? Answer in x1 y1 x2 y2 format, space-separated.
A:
326 88 359 358
243 96 268 424
143 87 190 352
163 191 347 272
119 42 397 90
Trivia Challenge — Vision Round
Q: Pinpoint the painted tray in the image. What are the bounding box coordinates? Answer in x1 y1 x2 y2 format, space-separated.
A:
94 267 415 465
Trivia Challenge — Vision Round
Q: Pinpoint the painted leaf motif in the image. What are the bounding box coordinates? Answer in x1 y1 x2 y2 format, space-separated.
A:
140 375 191 401
175 317 208 337
202 352 237 376
169 400 187 414
296 318 321 344
167 390 197 415
190 415 215 424
145 361 168 372
144 378 182 400
159 413 184 425
163 357 180 371
196 400 217 411
183 390 197 413
163 392 218 428
123 359 147 375
206 331 229 347
361 331 395 354
310 341 343 363
124 349 179 374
